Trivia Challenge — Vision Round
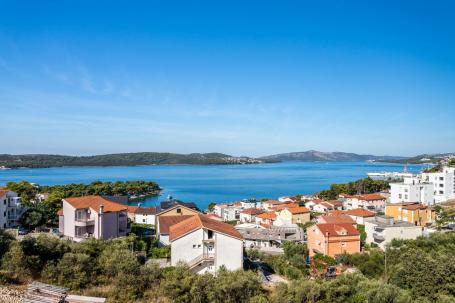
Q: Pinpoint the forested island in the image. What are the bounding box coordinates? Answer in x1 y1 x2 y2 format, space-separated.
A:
0 152 269 168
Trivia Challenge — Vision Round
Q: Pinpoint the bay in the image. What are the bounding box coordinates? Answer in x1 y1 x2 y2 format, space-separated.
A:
0 161 425 210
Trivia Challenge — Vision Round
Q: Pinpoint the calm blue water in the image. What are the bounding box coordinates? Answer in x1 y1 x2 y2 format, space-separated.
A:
0 162 425 209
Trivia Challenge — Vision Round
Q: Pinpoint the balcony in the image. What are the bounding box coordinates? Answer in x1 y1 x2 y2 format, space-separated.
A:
203 238 215 243
75 218 95 226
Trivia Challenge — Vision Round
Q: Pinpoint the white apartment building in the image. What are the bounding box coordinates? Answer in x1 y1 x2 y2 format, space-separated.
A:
170 213 243 274
213 202 242 221
390 176 434 205
364 216 422 250
58 196 129 242
0 190 22 228
422 166 455 203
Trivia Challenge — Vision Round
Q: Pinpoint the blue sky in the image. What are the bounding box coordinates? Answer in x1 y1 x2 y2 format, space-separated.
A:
0 1 454 157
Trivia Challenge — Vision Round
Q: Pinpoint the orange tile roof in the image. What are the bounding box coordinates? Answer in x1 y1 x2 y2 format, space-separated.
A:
288 206 310 214
401 203 430 210
169 213 243 241
135 207 157 215
158 215 194 235
326 210 346 216
64 196 127 213
352 193 385 201
241 208 264 215
316 223 360 237
320 215 356 224
0 190 8 197
345 208 375 217
263 200 282 205
127 206 139 213
256 212 277 220
272 203 299 211
326 200 343 207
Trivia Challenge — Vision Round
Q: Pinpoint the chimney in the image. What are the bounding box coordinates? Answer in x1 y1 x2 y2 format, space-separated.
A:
99 204 104 215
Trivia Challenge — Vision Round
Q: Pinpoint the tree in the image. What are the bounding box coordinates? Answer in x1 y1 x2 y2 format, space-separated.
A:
42 252 93 290
208 202 217 212
1 241 31 281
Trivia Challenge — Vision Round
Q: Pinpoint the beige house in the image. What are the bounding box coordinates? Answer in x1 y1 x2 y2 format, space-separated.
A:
155 204 200 245
58 196 128 242
276 206 311 225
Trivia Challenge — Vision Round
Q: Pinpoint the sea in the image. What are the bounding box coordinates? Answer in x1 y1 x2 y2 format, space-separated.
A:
0 161 426 210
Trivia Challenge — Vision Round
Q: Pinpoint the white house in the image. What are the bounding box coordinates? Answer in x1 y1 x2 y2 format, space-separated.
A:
59 196 129 242
132 207 157 225
0 189 22 228
213 202 242 221
390 176 434 205
364 216 423 250
343 194 387 212
422 166 455 203
170 213 244 274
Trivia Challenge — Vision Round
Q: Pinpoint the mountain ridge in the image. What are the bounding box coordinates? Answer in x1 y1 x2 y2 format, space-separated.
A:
259 150 407 162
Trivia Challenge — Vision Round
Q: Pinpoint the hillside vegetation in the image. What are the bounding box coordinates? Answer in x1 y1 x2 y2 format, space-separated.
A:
0 152 268 168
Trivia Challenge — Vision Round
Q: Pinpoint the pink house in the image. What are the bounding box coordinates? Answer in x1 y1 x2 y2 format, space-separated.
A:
59 196 128 242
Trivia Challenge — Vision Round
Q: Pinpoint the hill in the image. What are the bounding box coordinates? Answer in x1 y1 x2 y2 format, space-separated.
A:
260 150 406 162
0 152 271 168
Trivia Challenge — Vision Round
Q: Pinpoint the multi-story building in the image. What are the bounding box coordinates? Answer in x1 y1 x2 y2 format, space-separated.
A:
307 223 361 258
364 216 423 250
59 196 128 242
385 203 436 227
422 166 455 203
343 193 387 212
390 176 434 205
0 190 22 228
169 213 243 274
236 224 304 250
213 202 242 221
155 204 200 245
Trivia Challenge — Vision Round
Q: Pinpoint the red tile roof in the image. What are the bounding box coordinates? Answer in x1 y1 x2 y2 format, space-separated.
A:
315 223 360 237
134 207 157 215
64 196 127 213
272 203 299 211
0 190 8 197
401 203 430 210
127 206 139 213
263 200 282 205
256 212 277 220
352 193 385 201
345 208 375 217
158 215 194 235
320 215 356 224
169 213 243 241
241 208 264 215
288 206 310 214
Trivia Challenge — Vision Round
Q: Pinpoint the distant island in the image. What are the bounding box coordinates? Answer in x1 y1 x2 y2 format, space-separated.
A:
1 150 453 169
259 150 407 162
0 152 272 169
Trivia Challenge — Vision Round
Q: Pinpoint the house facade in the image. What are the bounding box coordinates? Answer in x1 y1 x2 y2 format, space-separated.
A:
239 208 264 223
307 223 360 258
170 214 243 274
155 204 200 245
59 196 128 242
0 190 22 228
276 206 310 225
364 216 423 250
390 176 435 205
385 203 435 227
343 194 386 212
422 166 455 203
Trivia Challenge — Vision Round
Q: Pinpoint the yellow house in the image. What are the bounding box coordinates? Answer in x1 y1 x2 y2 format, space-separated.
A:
385 203 435 227
277 206 311 225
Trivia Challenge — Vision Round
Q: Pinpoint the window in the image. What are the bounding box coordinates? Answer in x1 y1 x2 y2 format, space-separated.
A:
208 230 214 239
341 242 347 247
439 191 444 194
142 219 146 223
176 208 181 214
193 244 196 248
198 244 201 248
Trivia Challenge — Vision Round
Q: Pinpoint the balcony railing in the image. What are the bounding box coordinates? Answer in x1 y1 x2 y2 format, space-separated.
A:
188 253 215 269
